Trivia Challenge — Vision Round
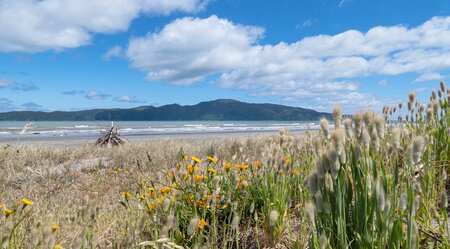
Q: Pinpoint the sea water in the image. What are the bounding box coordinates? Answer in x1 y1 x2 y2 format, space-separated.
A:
0 120 320 141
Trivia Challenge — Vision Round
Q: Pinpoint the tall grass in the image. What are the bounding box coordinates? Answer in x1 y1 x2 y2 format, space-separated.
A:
0 82 449 248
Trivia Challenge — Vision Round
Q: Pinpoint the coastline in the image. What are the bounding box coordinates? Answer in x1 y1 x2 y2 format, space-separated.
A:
0 129 314 146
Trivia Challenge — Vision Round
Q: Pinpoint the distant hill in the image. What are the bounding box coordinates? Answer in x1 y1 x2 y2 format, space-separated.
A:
0 99 331 121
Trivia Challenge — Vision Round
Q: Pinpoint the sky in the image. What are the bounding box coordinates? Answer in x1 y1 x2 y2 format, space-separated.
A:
1 0 450 114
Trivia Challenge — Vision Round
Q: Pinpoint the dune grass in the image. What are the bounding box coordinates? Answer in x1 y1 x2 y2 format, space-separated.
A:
1 82 449 248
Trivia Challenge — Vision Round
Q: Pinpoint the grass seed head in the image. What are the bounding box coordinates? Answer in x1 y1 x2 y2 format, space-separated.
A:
332 106 343 128
399 192 407 211
269 210 279 227
187 217 199 236
412 136 426 163
320 118 329 139
440 190 448 210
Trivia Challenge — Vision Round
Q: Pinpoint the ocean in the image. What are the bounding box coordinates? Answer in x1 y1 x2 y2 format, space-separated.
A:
0 120 319 141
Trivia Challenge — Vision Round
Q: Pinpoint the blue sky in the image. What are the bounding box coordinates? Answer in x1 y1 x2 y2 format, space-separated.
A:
1 0 450 113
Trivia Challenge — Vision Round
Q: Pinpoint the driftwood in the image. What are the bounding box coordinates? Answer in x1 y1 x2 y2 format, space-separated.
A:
95 124 128 147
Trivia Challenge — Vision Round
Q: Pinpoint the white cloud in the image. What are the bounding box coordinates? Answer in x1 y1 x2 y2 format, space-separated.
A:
378 79 388 86
296 19 314 30
84 91 110 100
125 15 450 110
0 0 209 52
103 46 123 60
113 95 146 103
0 79 14 88
414 72 444 82
127 15 264 84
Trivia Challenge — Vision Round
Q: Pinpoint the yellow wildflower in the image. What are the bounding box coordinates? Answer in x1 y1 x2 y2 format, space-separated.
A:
160 187 171 195
291 169 299 175
21 198 33 206
54 245 63 249
197 219 208 229
207 167 217 174
252 161 262 167
122 192 132 200
187 164 194 174
171 183 179 189
283 157 291 164
138 195 146 201
236 164 249 171
192 156 202 164
4 209 13 215
224 162 233 172
207 156 217 164
181 155 188 161
167 171 174 178
51 225 61 232
0 204 3 209
193 175 207 183
146 202 156 212
156 198 163 204
148 187 155 192
176 163 182 170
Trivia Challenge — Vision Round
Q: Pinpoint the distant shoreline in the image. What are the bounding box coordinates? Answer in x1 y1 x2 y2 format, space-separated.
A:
0 129 314 146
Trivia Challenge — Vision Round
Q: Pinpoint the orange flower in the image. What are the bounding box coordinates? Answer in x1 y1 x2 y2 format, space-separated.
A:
197 219 208 229
252 161 262 167
4 209 13 215
194 175 207 183
160 187 171 195
291 169 299 175
236 164 249 171
283 157 291 164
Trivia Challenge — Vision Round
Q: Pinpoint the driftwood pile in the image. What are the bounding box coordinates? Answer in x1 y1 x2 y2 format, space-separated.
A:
95 125 128 147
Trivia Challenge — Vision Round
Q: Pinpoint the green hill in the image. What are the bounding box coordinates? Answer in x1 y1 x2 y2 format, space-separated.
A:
0 99 331 121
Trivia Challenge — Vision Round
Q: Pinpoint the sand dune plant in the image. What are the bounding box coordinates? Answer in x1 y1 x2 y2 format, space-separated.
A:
0 82 449 248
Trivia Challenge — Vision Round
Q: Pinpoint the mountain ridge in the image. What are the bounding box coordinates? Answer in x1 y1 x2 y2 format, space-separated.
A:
0 99 332 121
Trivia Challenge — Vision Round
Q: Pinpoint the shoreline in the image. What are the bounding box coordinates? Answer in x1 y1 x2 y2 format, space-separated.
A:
0 129 314 146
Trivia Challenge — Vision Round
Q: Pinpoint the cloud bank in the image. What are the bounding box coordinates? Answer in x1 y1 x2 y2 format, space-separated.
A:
126 16 450 110
0 0 209 52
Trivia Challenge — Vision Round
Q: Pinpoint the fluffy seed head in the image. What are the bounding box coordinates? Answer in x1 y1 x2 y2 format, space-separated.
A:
409 91 416 104
187 217 199 236
441 80 446 92
332 106 343 128
231 214 240 229
308 171 319 195
305 201 315 224
331 129 345 155
319 232 328 249
426 107 434 122
399 192 407 211
320 118 329 139
343 118 353 139
354 112 363 137
363 110 375 128
324 173 334 193
376 179 385 212
398 101 403 109
392 127 401 150
412 136 426 163
375 115 385 139
269 210 279 227
432 90 437 100
361 127 371 150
